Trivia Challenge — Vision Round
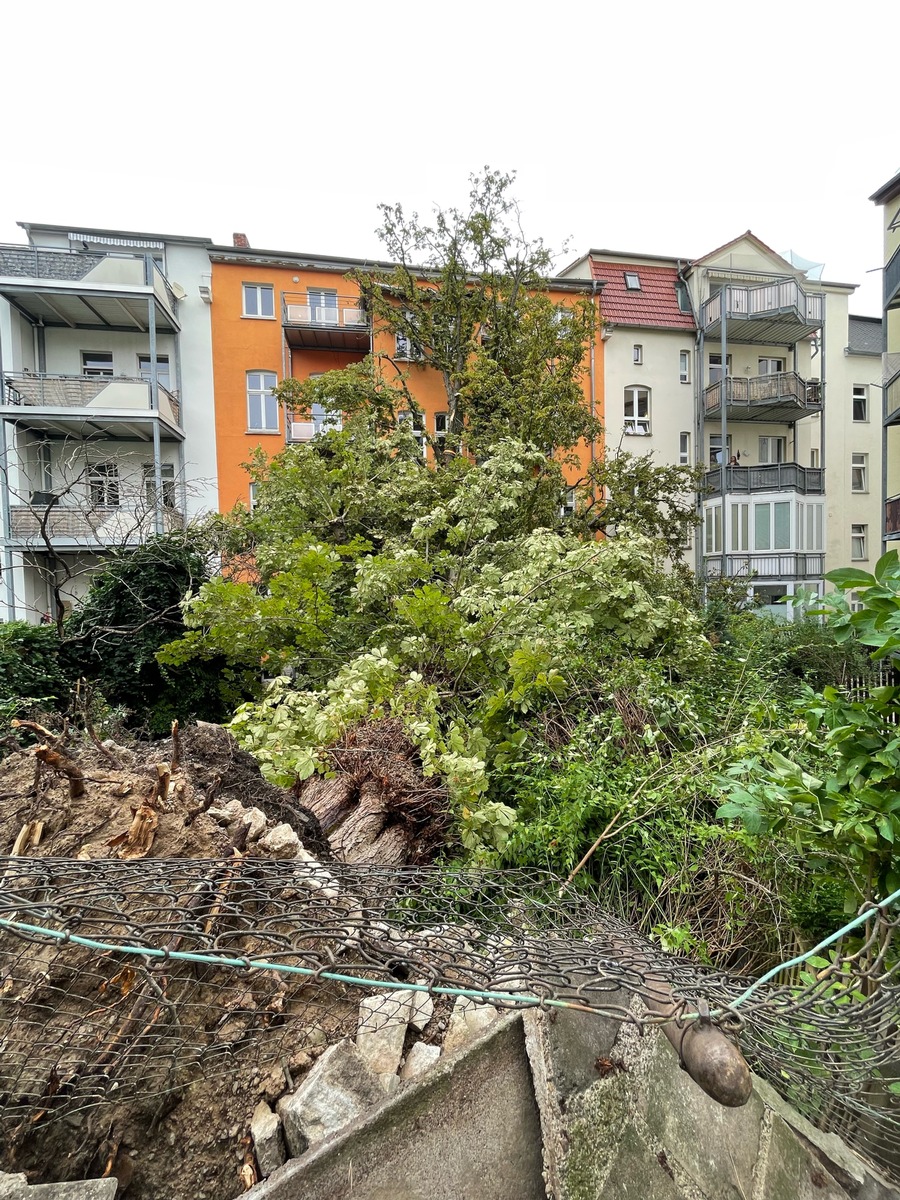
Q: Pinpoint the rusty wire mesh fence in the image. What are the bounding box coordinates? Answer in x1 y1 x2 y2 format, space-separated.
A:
0 855 898 1180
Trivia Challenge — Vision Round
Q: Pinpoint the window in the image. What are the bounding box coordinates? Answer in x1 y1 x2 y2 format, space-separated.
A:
88 462 119 506
675 282 691 312
704 505 722 554
82 351 114 377
435 412 448 451
242 283 275 319
852 386 868 422
754 501 792 551
851 524 868 561
730 502 750 552
799 502 824 551
623 386 650 435
851 452 868 493
247 371 279 431
307 289 338 324
398 411 426 456
679 432 691 466
810 448 820 468
395 329 423 361
759 436 787 464
708 353 732 384
249 482 258 512
633 344 643 365
624 272 641 290
560 487 576 519
310 402 342 434
138 354 171 391
679 350 690 384
758 357 786 375
143 462 176 509
709 434 732 466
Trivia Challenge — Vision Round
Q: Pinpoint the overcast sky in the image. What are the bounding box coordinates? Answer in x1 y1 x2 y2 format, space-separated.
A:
2 0 893 315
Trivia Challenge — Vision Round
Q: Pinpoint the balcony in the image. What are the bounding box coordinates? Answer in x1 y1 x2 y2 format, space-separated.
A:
282 293 370 352
886 245 900 311
0 244 178 332
704 552 824 579
885 356 900 426
1 374 182 439
886 495 900 539
9 504 184 545
703 372 822 422
704 463 824 496
701 281 823 345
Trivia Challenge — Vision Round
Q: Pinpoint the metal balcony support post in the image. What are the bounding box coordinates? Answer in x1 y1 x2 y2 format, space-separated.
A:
151 418 164 536
696 326 705 578
0 417 16 620
148 293 159 413
36 323 46 373
720 288 729 581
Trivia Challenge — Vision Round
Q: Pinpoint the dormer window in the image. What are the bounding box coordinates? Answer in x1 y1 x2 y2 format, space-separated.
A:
624 272 641 290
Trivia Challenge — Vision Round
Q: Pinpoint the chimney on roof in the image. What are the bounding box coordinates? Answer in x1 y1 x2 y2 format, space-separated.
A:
233 232 250 248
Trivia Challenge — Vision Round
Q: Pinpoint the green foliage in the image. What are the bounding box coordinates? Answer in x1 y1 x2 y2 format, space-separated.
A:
0 621 69 710
584 449 704 559
62 534 234 735
718 552 900 905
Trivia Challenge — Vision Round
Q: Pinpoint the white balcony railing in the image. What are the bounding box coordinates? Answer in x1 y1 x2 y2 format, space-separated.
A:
3 374 180 425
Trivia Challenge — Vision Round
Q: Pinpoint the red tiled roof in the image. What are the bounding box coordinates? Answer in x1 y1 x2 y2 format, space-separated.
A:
590 260 695 330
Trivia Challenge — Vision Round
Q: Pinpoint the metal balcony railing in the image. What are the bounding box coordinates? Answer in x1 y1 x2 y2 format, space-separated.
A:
282 293 369 329
885 245 900 309
704 552 825 578
702 281 824 330
9 504 184 541
703 372 822 415
3 373 180 424
704 463 825 495
0 244 178 314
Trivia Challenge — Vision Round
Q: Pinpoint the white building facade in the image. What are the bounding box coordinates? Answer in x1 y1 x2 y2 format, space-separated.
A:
0 224 219 622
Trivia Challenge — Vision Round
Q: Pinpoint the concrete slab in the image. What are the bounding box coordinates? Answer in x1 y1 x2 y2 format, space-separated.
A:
760 1114 851 1200
244 1014 546 1200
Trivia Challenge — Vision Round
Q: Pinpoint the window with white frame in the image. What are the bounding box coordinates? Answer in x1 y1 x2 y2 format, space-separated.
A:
623 386 650 435
851 452 868 492
247 371 279 431
435 412 448 451
679 432 691 466
704 505 722 554
138 354 171 391
798 502 824 552
633 344 643 365
82 351 114 377
851 523 868 561
679 350 690 384
708 353 731 384
754 501 792 551
249 482 258 511
759 436 787 464
310 402 342 434
398 410 426 455
395 312 423 361
242 283 275 319
624 272 641 290
675 282 691 312
852 386 868 422
758 357 786 375
88 462 120 507
560 487 576 518
307 288 338 324
810 448 820 468
730 501 750 552
143 462 176 509
709 434 732 465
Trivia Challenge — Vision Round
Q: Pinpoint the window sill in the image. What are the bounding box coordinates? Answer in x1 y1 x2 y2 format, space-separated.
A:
241 314 277 321
246 429 281 436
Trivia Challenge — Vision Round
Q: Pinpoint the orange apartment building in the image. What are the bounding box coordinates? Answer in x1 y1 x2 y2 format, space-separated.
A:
207 235 604 511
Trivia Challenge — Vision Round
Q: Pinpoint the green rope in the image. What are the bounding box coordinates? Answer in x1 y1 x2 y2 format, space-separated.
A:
726 884 900 1010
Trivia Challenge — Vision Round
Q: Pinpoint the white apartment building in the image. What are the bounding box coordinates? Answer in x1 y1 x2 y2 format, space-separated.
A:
0 224 219 622
562 232 883 612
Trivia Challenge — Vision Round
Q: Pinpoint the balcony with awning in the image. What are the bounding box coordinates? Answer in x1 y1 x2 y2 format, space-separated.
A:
1 374 182 440
703 373 821 422
0 244 179 333
282 293 370 351
701 281 823 345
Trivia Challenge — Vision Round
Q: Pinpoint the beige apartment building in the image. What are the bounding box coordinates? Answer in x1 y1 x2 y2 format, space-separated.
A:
563 232 883 612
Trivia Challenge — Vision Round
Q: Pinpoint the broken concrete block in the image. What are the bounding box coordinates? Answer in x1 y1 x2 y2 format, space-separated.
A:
276 1039 385 1156
379 1073 401 1096
401 1041 441 1080
259 822 300 857
207 799 245 825
356 990 413 1077
251 1100 286 1178
244 807 268 841
408 987 434 1032
442 996 499 1057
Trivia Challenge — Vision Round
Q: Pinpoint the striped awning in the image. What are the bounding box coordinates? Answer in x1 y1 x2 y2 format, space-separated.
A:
68 233 164 249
